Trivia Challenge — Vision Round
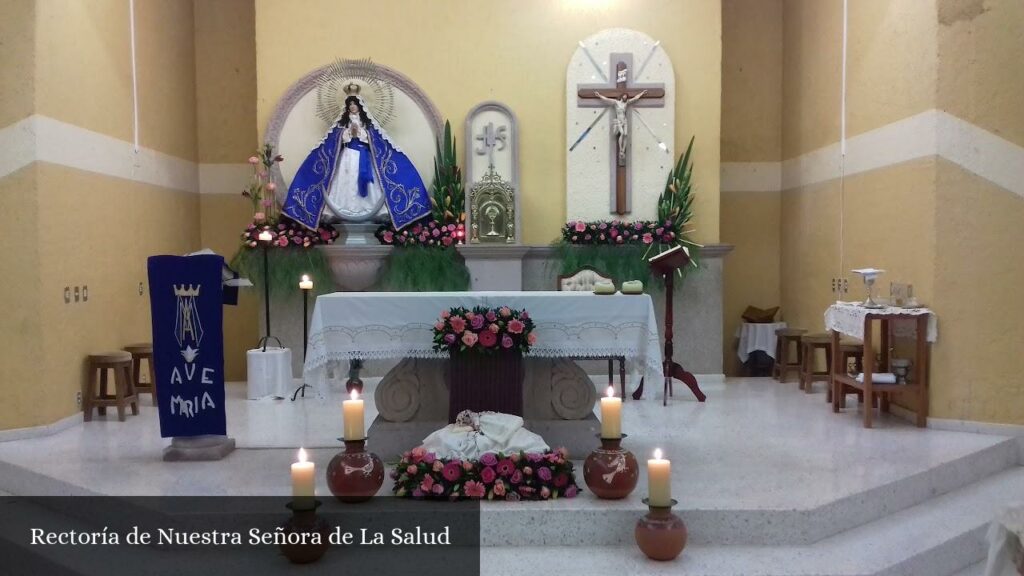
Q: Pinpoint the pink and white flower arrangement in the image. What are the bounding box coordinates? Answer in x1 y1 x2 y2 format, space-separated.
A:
432 305 536 355
375 220 465 248
561 218 679 246
390 449 580 502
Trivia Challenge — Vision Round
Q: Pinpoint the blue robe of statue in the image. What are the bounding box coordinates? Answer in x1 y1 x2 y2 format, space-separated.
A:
283 110 432 231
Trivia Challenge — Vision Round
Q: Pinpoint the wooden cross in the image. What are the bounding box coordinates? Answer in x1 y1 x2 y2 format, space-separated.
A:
577 55 665 215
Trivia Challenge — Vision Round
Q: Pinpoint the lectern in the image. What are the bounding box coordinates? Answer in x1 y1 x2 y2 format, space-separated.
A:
632 245 707 405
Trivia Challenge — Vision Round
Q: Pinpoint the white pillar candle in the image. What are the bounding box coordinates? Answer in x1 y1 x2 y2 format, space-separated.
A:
647 448 672 507
299 274 313 291
291 447 315 503
343 390 365 440
258 230 273 242
599 386 622 439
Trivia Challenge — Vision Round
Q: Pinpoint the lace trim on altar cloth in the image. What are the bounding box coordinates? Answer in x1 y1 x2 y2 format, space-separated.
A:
824 302 938 342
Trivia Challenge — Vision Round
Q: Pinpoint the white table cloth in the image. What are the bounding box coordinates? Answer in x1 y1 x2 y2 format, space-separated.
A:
246 347 293 400
985 504 1024 576
735 321 787 362
824 302 938 342
303 291 663 392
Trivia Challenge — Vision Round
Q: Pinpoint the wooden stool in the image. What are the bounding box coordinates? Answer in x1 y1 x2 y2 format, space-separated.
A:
800 334 833 394
773 328 806 383
832 342 865 404
84 352 138 422
124 343 156 406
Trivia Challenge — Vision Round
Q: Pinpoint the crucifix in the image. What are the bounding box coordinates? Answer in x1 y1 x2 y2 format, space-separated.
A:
575 53 665 216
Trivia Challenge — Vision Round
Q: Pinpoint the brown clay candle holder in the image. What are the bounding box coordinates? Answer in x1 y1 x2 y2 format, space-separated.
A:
635 498 687 561
279 500 330 564
583 433 639 499
326 437 384 503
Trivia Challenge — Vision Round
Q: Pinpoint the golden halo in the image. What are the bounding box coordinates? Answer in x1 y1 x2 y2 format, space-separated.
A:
315 58 396 128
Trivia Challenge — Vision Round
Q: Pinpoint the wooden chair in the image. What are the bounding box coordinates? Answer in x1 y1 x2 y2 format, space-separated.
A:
84 352 138 422
556 266 626 399
124 343 156 406
773 328 806 383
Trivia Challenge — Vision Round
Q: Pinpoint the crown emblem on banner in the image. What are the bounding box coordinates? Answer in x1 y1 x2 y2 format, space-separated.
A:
343 82 361 95
173 284 201 297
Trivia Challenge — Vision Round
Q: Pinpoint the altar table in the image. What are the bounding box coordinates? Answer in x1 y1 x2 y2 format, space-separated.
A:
826 302 936 428
303 291 664 394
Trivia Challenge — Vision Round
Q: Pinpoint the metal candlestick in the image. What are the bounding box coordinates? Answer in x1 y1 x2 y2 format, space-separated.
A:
256 238 281 351
291 286 313 401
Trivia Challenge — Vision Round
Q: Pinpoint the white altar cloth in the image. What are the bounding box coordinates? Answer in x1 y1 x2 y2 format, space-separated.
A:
303 291 663 391
735 321 787 362
824 302 938 342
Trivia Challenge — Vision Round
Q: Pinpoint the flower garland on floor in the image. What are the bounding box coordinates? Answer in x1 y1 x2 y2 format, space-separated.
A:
555 137 702 285
391 447 580 501
432 306 536 354
229 144 339 296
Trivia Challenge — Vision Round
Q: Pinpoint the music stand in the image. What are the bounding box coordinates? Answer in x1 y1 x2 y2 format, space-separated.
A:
631 245 707 405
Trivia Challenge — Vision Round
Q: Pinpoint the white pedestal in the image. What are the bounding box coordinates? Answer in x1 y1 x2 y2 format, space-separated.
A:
458 245 530 290
246 347 293 399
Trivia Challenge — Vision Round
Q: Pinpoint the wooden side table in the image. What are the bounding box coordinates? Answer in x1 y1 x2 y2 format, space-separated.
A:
830 313 930 428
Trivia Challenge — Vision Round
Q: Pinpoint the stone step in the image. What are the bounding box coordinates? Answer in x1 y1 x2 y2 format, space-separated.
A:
480 437 1021 546
479 466 1024 575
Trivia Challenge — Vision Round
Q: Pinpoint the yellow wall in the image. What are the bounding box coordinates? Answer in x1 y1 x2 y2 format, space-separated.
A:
0 0 35 127
253 0 723 246
720 0 783 375
929 0 1024 424
195 0 260 380
0 0 201 430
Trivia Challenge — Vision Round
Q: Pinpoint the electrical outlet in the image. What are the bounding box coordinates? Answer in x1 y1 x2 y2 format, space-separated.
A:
831 278 837 293
139 282 144 296
842 278 849 293
82 285 89 302
64 286 71 303
74 286 80 302
75 391 82 407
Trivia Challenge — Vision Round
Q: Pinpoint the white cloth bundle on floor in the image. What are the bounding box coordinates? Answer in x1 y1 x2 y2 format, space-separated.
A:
854 372 897 384
420 412 549 460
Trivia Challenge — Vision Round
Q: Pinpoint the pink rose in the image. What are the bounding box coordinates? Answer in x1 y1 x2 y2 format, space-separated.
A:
642 233 653 244
566 485 578 498
440 310 450 319
616 236 624 244
419 475 434 493
449 316 466 333
382 230 394 243
461 331 478 347
481 467 497 484
442 237 453 246
554 474 569 488
523 466 533 476
406 465 417 475
478 330 497 348
463 460 474 471
435 322 445 331
465 312 475 320
488 323 499 333
527 333 537 346
262 199 273 208
537 466 552 481
499 306 511 318
432 460 444 472
508 319 525 334
540 486 551 499
485 311 497 322
510 470 523 484
266 182 277 192
521 311 529 319
411 447 425 462
509 453 520 463
609 228 619 238
574 221 586 232
501 335 513 349
276 236 289 247
247 156 259 165
432 483 444 495
470 315 485 330
492 481 506 497
253 212 266 222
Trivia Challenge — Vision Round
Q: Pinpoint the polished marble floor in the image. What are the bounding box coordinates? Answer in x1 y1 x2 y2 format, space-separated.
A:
0 377 1011 510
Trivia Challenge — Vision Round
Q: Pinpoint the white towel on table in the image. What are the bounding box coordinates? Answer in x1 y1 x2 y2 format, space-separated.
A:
854 372 898 384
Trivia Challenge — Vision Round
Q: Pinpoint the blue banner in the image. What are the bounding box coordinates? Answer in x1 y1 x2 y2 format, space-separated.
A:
147 255 227 438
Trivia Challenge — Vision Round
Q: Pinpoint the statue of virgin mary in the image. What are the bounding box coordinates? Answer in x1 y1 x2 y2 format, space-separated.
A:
282 87 432 231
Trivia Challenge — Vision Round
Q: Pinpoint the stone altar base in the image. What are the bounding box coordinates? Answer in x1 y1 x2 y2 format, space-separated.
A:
162 435 236 461
367 414 600 461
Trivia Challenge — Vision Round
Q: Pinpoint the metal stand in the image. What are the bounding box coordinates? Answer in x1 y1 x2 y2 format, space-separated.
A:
258 241 279 352
291 289 312 401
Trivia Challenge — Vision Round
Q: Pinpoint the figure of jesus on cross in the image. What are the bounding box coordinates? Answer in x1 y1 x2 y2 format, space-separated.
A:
594 89 648 167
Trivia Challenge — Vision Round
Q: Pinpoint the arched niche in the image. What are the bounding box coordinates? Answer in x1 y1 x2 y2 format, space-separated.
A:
264 61 443 221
